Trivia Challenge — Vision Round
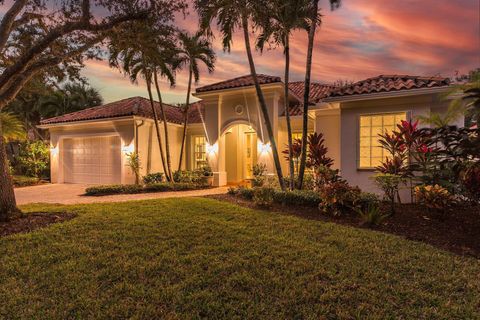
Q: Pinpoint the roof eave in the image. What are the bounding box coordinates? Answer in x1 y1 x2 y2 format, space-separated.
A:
323 86 451 103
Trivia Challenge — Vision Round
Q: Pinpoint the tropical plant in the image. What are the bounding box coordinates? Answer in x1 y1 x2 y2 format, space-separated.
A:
282 138 302 175
372 173 405 215
414 184 456 213
196 0 287 190
461 163 480 203
306 132 334 169
256 0 312 190
17 141 50 179
297 0 342 189
0 113 26 142
109 22 174 181
176 31 216 172
126 152 142 185
355 202 388 227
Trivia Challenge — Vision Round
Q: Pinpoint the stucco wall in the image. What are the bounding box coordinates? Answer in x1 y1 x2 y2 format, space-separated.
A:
339 93 453 196
136 120 184 178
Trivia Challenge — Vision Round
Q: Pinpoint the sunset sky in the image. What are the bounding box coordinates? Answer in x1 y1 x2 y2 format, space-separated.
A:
4 0 480 104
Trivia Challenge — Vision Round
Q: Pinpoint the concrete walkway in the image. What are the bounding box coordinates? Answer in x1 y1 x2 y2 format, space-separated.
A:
15 183 229 205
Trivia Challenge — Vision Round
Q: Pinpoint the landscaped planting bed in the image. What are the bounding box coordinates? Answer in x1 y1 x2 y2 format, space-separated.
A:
85 182 211 196
1 198 479 318
211 192 480 258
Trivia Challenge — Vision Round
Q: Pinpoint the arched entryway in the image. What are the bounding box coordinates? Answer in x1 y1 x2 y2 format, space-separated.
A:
223 123 258 184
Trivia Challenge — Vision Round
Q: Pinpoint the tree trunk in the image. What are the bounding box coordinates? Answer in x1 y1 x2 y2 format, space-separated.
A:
145 74 169 181
178 67 193 172
242 15 285 191
153 71 173 182
0 118 20 221
284 36 295 190
298 0 320 189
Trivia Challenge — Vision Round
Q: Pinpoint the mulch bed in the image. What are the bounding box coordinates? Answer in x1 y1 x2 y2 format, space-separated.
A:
208 194 480 259
0 212 77 237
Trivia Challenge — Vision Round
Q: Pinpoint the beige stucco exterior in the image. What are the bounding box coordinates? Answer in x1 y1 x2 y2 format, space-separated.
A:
42 82 461 197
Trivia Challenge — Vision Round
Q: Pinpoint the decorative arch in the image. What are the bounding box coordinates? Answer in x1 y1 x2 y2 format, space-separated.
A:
220 119 258 136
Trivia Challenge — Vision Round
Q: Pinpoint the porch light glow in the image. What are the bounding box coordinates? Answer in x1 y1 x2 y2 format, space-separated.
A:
206 142 218 155
258 142 271 155
121 144 134 154
50 145 59 156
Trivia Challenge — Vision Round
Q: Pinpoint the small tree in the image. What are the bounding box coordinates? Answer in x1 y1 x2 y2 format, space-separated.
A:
126 152 141 185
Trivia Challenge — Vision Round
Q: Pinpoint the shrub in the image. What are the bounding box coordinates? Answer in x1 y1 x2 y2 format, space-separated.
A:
355 203 388 226
12 175 40 187
461 164 480 203
253 187 275 208
318 180 362 216
227 186 237 195
17 140 49 178
142 172 164 184
144 182 206 192
273 189 321 207
252 163 267 187
414 184 456 212
173 170 208 184
85 184 143 196
200 165 213 177
236 186 254 200
372 173 405 215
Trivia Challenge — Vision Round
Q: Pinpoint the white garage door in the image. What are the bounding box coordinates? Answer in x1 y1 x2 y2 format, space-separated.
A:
63 136 121 184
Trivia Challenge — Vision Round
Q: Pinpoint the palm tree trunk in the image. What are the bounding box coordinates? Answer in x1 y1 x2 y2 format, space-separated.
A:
153 71 173 182
178 67 193 172
0 118 20 221
284 36 295 190
242 15 286 191
298 0 320 190
145 74 169 181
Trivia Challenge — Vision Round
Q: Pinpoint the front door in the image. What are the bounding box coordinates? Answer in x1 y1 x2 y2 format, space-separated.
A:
244 132 257 179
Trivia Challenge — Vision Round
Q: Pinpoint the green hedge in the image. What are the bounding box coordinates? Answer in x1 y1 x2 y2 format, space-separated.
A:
273 190 321 207
85 182 209 196
13 175 41 188
233 187 321 207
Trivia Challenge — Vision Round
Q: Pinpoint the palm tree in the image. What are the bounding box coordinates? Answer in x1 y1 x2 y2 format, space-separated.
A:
0 113 26 141
196 0 287 190
109 26 172 181
176 31 215 172
257 0 311 190
298 0 341 189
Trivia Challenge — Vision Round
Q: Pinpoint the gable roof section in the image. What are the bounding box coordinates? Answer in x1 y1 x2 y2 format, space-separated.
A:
196 74 282 93
328 75 450 98
40 96 205 125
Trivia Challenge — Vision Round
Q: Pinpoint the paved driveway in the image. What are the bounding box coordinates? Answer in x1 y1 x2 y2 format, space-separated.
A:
15 184 229 205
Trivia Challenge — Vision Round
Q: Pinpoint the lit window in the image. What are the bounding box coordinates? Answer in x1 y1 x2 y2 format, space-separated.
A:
358 113 407 168
193 136 207 169
291 132 313 140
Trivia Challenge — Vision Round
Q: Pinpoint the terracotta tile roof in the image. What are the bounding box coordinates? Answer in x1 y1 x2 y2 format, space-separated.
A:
196 74 282 93
288 81 336 103
40 96 204 125
328 75 450 98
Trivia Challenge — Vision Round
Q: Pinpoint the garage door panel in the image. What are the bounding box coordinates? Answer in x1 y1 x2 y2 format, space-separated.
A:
63 136 121 184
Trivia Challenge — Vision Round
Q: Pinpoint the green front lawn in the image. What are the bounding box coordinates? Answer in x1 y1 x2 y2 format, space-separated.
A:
1 198 479 318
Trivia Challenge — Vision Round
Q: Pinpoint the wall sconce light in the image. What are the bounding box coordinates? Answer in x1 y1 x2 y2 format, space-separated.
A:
122 144 134 154
50 145 59 156
206 142 218 155
258 142 271 155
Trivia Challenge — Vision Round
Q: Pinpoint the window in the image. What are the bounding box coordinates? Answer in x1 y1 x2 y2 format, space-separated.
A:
358 112 407 168
291 131 313 140
193 136 207 169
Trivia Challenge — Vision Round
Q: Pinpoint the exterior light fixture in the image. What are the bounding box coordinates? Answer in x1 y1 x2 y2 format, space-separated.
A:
122 144 134 154
206 142 218 155
259 142 271 154
50 145 59 156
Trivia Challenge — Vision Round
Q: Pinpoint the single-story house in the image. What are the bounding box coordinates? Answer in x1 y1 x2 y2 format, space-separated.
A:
39 74 462 194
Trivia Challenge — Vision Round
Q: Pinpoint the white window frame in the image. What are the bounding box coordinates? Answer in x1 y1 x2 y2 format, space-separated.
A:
191 135 207 170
